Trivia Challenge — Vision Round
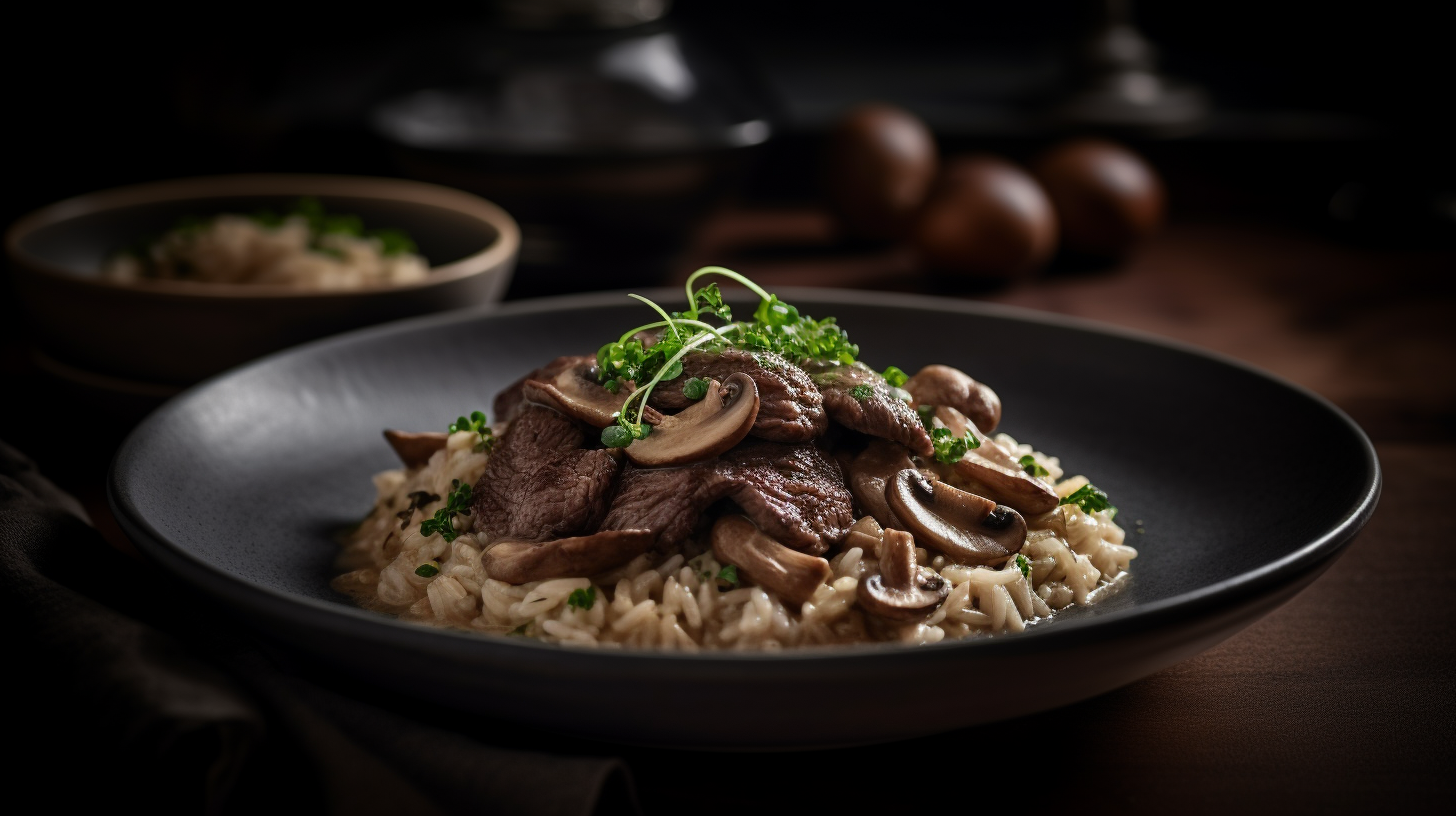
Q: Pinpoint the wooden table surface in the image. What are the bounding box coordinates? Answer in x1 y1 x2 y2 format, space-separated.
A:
4 208 1452 813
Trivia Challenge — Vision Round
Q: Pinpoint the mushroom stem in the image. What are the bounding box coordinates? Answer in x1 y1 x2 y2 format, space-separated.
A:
383 430 448 469
878 530 917 591
710 515 832 605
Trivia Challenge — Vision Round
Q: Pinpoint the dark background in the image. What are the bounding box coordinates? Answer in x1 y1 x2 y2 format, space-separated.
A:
4 0 1451 234
4 4 1454 812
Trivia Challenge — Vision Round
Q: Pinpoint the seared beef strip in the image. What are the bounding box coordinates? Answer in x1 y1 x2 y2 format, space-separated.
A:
472 404 622 542
601 441 854 555
799 360 934 457
492 355 592 424
651 349 826 443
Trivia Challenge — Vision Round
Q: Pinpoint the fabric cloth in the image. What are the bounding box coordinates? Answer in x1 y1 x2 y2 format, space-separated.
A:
0 440 637 815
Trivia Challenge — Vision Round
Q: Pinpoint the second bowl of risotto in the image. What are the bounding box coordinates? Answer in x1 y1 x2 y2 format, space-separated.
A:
6 174 519 385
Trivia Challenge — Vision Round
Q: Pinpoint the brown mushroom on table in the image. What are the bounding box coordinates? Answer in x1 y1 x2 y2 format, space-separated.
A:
885 468 1027 565
520 359 661 428
482 529 656 584
383 430 448 469
904 364 1002 432
624 373 760 467
711 515 832 604
857 528 949 620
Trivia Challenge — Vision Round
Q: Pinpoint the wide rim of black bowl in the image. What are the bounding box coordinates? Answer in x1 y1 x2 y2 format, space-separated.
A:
109 287 1382 668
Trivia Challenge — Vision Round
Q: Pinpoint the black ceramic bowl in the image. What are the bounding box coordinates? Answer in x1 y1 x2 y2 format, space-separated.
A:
110 290 1380 748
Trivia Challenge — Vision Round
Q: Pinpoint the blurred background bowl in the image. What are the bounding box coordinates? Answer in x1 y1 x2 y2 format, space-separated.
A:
6 174 519 386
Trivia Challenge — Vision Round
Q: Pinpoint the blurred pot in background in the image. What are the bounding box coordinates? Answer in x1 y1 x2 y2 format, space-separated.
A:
372 0 774 296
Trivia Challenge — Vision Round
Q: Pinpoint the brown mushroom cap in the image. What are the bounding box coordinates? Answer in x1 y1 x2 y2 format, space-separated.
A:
711 515 832 605
625 373 760 467
482 529 656 584
856 529 949 620
905 364 1002 432
885 469 1026 565
383 430 449 469
844 439 916 531
521 360 661 429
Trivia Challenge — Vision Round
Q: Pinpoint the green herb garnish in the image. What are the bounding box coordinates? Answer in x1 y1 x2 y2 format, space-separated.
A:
716 564 739 589
930 426 981 464
567 586 597 611
415 561 440 578
882 366 908 387
1015 554 1030 578
682 377 709 400
449 411 496 453
1019 454 1049 478
593 267 860 447
419 479 472 541
1060 483 1116 516
916 404 936 430
850 384 874 401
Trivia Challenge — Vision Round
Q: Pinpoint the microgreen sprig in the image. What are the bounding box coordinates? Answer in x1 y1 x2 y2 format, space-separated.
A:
419 479 472 541
449 410 496 453
595 267 862 446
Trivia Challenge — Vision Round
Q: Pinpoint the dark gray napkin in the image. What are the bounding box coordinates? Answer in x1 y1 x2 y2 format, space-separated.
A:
0 440 637 815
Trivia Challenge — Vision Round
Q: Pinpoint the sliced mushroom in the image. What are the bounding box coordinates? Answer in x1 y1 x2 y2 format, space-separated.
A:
844 439 916 530
383 430 448 469
482 529 656 584
949 456 1059 516
885 468 1026 565
856 529 949 620
905 364 1002 432
924 404 1058 516
711 515 831 604
625 373 760 467
926 405 1017 468
520 360 661 429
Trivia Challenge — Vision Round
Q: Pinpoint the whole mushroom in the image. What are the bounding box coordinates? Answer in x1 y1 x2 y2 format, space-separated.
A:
857 528 949 620
823 104 939 241
904 364 1002 433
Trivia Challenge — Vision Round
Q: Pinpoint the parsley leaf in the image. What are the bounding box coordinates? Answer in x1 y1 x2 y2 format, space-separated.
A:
716 564 739 589
1019 454 1049 478
682 377 709 400
931 426 981 464
567 586 596 610
1060 483 1116 516
1015 554 1030 578
415 561 440 578
850 384 874 401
